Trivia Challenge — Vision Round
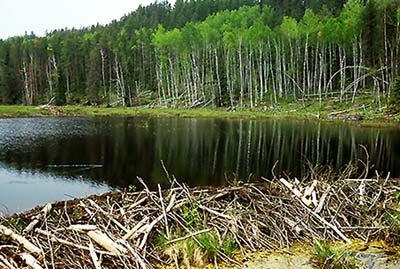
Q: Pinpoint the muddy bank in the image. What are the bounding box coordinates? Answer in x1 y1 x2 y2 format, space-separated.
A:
0 171 399 268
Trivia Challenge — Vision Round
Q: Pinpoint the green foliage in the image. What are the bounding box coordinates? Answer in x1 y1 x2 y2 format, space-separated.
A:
339 0 363 43
153 228 238 265
221 235 238 256
362 0 379 66
128 185 137 192
300 9 323 38
279 16 299 39
313 241 357 269
395 191 400 202
196 232 238 260
5 218 27 231
182 204 202 228
186 232 238 261
384 211 400 227
389 76 400 110
196 232 220 258
154 231 169 247
0 0 399 108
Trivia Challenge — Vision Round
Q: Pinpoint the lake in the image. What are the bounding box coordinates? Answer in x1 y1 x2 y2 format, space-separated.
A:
0 116 399 214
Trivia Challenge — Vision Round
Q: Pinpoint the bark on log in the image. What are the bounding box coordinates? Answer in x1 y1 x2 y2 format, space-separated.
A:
21 253 43 269
88 230 127 255
0 225 42 255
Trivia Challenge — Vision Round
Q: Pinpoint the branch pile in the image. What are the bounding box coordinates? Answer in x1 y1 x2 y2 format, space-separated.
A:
0 171 399 268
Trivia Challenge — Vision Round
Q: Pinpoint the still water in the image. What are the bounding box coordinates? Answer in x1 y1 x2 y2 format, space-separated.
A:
0 117 399 214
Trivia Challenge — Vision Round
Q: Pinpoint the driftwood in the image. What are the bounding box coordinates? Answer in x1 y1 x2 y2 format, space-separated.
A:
87 230 127 255
328 104 370 116
23 203 52 234
279 178 314 207
37 103 65 115
20 253 43 269
89 241 102 269
0 164 399 268
0 225 42 256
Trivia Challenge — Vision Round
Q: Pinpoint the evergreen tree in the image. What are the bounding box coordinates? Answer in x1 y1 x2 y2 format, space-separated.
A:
390 76 400 110
362 0 378 67
0 0 398 108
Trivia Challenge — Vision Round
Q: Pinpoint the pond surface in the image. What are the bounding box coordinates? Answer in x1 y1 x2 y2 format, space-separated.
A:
0 116 399 214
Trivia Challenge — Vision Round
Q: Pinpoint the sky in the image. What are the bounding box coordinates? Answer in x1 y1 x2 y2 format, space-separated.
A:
0 0 172 40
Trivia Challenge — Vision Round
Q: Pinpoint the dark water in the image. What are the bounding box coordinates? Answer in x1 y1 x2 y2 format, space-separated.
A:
0 117 399 214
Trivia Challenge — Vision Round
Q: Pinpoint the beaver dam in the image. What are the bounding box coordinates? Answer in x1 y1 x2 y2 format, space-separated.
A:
0 165 399 269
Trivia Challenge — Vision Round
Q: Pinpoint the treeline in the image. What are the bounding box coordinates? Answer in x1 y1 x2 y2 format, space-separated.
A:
0 0 398 108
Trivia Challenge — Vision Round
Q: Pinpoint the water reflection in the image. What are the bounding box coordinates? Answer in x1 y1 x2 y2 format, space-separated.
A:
0 117 399 197
0 164 112 214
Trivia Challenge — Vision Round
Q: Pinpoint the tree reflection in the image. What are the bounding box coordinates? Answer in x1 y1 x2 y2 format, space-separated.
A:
0 117 398 189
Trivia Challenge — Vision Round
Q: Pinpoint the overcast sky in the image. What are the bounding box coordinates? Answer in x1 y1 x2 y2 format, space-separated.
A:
0 0 173 40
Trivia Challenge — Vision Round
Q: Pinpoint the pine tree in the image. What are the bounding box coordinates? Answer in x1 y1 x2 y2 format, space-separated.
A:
390 76 400 110
362 0 379 67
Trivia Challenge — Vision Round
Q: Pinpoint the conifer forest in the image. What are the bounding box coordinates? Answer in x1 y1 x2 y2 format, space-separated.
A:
0 0 399 109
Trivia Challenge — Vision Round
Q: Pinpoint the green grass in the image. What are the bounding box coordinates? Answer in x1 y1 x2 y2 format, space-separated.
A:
153 229 238 266
395 192 400 202
0 105 53 117
313 241 357 269
0 98 399 125
152 204 239 266
182 204 203 229
3 217 27 231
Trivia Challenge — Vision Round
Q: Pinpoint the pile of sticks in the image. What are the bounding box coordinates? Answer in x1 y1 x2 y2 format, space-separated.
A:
0 170 399 268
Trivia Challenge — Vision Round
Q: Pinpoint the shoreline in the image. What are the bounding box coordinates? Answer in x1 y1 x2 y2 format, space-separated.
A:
0 104 399 127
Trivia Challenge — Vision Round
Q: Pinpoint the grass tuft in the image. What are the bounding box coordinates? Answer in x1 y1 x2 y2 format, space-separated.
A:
313 240 357 269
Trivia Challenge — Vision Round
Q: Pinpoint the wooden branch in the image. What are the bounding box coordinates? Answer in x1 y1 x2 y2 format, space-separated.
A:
68 224 98 231
279 178 313 207
24 204 52 234
344 179 376 182
127 197 147 210
119 240 149 269
21 253 43 269
166 192 176 212
304 180 318 199
328 104 371 116
315 186 331 213
123 216 149 241
138 214 164 249
89 241 102 269
0 255 17 269
166 229 211 245
88 230 127 255
300 200 351 243
35 229 115 256
0 260 7 269
158 185 170 239
88 199 129 233
23 219 40 234
0 225 42 255
198 204 233 220
283 218 302 234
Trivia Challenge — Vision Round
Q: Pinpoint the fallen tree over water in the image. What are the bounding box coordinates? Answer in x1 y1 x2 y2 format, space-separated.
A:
0 165 399 268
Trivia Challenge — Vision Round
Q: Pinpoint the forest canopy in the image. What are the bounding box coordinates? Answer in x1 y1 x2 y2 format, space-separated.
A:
0 0 399 108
